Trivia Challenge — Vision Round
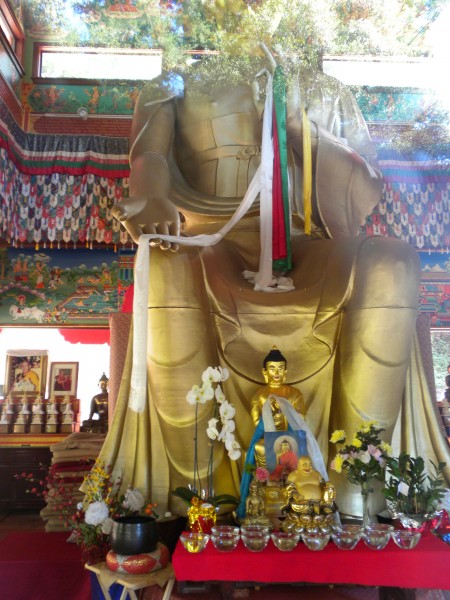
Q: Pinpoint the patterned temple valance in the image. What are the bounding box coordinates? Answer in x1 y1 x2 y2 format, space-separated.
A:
0 99 449 251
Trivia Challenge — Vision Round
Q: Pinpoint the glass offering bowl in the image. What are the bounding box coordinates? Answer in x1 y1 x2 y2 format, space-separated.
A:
179 532 210 553
241 531 270 552
211 531 240 552
362 524 394 550
391 529 422 550
240 525 271 535
271 531 300 552
301 530 330 551
331 524 363 550
211 526 240 536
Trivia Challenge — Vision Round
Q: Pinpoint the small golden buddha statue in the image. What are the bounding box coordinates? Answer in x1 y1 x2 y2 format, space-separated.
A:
241 479 271 527
251 346 305 468
281 456 337 532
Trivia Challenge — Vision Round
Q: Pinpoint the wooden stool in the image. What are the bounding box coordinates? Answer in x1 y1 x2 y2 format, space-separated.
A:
85 561 175 600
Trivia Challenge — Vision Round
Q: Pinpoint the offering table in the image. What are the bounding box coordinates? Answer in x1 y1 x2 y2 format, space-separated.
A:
172 533 450 600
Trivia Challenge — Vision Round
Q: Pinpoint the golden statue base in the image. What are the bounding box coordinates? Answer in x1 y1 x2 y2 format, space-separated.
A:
60 424 73 434
13 424 27 434
29 423 44 434
0 424 9 434
45 424 58 433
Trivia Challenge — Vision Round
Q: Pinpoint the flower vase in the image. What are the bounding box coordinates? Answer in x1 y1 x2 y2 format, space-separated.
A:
361 484 373 528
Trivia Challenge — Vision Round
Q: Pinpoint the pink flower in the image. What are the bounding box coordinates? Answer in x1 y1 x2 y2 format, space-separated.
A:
255 467 269 482
368 444 383 461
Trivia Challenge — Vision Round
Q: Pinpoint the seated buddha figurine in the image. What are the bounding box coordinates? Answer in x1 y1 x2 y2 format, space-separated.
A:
98 34 426 518
251 347 305 469
269 438 298 482
236 348 328 521
81 373 109 433
241 478 271 528
282 456 337 532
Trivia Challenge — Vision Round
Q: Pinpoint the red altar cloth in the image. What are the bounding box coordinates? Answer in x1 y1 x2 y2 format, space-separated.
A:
173 533 450 590
0 531 90 600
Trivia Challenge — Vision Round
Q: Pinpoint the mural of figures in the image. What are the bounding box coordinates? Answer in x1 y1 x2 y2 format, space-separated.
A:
0 248 121 326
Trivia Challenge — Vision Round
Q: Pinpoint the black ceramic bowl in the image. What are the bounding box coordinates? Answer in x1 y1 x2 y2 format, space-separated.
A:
110 515 158 556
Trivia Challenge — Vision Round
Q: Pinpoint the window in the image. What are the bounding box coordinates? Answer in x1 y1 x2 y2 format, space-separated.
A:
33 44 163 82
0 0 24 66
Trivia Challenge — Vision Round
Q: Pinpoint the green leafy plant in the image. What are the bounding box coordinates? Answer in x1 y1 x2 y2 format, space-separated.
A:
383 453 447 515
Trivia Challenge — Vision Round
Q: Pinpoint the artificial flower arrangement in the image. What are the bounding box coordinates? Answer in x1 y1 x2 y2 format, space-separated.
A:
330 420 392 524
171 366 241 522
71 459 158 563
14 459 95 525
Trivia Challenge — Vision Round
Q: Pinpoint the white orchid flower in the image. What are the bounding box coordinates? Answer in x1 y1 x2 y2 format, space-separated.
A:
218 367 229 381
124 488 145 512
202 366 230 384
186 383 214 405
201 383 215 402
202 366 221 384
221 419 236 435
219 426 237 443
214 386 226 404
186 385 202 405
84 501 109 526
226 438 241 460
206 418 219 440
219 400 236 421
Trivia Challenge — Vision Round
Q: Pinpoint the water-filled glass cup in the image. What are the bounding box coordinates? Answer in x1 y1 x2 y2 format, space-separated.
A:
179 532 210 553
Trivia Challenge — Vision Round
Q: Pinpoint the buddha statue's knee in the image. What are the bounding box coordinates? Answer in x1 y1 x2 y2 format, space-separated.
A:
347 237 420 310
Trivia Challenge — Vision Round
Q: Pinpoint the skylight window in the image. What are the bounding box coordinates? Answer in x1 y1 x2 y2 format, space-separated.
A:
35 46 162 81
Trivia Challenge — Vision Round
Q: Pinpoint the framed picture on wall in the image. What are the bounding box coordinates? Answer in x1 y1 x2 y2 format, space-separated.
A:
49 362 79 397
4 350 49 397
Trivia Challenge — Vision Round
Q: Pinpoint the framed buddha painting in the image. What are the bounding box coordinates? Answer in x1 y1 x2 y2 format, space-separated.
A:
264 430 307 482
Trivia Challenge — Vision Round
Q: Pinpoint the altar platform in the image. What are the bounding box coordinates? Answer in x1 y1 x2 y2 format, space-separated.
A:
172 532 450 600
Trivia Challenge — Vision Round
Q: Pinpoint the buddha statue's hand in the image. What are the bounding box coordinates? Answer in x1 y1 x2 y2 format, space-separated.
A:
112 195 181 250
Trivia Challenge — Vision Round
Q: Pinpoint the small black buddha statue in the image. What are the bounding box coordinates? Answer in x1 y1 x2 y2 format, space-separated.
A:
81 373 109 433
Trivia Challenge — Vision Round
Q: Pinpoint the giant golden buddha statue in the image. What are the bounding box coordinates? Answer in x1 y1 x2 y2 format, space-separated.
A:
98 39 450 518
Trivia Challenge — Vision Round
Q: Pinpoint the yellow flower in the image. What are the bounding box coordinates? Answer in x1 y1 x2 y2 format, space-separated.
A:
333 454 345 473
380 441 392 455
330 429 346 443
351 437 362 448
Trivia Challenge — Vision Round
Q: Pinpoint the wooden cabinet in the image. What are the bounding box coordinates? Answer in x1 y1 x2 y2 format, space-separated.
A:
0 434 67 510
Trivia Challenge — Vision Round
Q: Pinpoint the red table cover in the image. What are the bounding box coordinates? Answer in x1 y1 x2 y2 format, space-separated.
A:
173 533 450 590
